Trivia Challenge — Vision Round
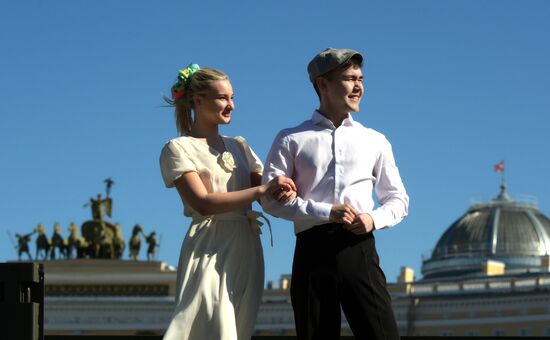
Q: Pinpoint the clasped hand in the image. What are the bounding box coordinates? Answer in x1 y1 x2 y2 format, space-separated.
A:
263 176 297 203
329 204 374 234
264 179 372 234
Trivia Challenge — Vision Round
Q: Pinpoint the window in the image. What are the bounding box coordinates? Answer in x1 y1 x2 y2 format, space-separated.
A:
519 328 531 336
520 308 528 315
492 329 505 336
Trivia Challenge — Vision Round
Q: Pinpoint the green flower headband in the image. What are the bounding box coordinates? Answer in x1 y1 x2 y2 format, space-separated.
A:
171 63 200 100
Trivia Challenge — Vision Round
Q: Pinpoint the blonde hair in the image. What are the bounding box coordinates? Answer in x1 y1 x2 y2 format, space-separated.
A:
165 67 229 135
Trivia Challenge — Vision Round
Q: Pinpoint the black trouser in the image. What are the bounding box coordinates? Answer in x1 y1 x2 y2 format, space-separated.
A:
291 223 399 340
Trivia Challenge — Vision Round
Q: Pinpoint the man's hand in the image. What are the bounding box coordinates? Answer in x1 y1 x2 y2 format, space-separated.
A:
268 176 297 203
272 187 297 203
343 213 374 235
329 204 358 224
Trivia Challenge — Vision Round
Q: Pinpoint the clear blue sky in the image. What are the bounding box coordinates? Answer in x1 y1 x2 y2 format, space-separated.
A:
1 1 549 285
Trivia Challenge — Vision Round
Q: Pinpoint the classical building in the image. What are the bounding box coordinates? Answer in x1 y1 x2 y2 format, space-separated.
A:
256 182 550 337
14 181 550 336
390 182 550 337
42 260 175 335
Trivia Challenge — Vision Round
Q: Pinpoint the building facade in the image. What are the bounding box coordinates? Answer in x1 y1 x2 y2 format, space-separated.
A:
38 183 550 336
256 183 550 337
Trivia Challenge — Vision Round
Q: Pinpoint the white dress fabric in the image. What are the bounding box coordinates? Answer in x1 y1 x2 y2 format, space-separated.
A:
160 135 265 340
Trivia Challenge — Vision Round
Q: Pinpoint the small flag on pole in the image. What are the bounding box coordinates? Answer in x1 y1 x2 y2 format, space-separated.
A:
494 160 505 173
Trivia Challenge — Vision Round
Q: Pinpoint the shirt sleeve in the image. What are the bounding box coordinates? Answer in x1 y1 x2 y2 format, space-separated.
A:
260 131 332 223
159 139 197 188
369 138 409 230
234 136 263 173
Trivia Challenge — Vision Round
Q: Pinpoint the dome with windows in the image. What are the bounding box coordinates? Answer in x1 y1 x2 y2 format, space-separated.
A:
421 181 550 279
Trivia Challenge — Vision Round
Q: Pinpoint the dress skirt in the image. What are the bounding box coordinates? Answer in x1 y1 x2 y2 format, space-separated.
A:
163 213 265 340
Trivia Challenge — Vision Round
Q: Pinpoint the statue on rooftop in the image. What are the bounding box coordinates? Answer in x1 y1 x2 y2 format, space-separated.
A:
15 231 35 261
129 224 143 260
113 223 126 259
85 194 112 221
145 231 159 261
67 222 87 259
9 178 158 261
80 178 124 259
35 224 50 260
104 177 115 197
50 223 65 259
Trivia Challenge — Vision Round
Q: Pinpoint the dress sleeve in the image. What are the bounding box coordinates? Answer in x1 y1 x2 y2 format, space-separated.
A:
159 139 197 188
234 136 263 173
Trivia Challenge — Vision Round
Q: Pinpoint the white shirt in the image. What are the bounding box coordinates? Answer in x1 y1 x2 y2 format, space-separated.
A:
261 111 409 234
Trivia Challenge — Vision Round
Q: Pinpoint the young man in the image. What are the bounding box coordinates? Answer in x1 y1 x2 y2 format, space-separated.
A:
261 48 409 339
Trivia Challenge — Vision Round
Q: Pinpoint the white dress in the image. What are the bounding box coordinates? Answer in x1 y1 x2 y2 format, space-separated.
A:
160 135 266 340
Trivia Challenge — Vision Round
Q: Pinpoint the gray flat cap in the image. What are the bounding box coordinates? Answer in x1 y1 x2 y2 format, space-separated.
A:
307 48 363 82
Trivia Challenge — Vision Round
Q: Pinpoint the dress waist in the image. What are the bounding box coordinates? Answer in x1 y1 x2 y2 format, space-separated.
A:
191 211 273 246
191 212 249 222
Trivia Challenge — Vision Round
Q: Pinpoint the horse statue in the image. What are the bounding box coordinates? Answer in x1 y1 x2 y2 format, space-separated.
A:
113 223 125 259
128 224 143 260
49 223 66 259
35 224 50 260
67 222 88 259
81 220 119 259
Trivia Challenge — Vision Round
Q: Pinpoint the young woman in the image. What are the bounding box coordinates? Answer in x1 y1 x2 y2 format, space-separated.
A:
160 64 295 340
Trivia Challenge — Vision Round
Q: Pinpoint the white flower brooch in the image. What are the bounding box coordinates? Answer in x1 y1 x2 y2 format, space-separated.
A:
219 151 236 172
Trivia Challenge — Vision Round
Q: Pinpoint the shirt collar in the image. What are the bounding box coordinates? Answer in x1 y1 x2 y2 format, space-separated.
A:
311 110 356 128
